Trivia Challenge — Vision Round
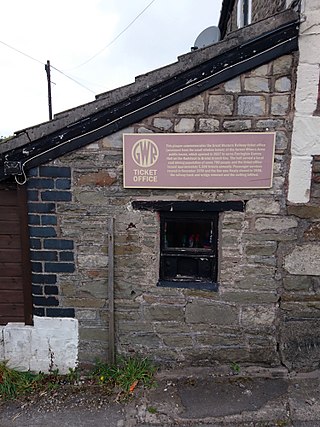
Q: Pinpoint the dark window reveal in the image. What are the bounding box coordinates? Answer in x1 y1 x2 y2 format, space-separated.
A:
314 72 320 116
159 212 218 291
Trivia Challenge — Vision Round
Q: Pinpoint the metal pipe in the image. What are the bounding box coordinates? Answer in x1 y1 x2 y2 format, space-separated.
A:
108 217 115 364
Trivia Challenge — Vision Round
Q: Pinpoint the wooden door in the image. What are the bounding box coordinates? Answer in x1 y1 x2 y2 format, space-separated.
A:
0 183 32 324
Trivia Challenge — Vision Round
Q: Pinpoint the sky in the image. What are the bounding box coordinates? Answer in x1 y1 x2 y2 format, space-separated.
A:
0 0 222 137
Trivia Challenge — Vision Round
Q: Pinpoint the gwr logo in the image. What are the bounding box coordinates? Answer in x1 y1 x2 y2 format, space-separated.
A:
132 139 159 167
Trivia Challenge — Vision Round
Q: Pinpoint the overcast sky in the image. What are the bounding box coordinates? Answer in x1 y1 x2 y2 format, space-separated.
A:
0 0 222 137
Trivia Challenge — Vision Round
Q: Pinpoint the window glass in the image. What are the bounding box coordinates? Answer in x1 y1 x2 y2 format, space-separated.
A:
159 212 218 284
164 217 213 249
237 0 252 28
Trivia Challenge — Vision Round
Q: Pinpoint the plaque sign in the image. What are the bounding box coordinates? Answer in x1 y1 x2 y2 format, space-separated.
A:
123 133 275 189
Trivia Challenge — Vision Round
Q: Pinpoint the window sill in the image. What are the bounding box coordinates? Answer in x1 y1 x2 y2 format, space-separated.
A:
157 280 218 292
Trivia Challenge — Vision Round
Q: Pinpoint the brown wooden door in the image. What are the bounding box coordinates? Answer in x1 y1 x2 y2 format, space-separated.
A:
0 183 32 324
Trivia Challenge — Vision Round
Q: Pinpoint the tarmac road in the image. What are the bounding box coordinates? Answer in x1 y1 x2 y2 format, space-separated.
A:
0 366 320 426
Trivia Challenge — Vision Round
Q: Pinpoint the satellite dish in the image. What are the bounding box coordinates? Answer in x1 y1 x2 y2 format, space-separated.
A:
192 26 221 50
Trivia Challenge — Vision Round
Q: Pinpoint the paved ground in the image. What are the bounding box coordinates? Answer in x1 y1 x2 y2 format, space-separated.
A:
1 366 320 426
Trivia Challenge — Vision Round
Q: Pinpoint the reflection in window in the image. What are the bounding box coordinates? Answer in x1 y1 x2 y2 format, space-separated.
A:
237 0 252 28
160 212 218 284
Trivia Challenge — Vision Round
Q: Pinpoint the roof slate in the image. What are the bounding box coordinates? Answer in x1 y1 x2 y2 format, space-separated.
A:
0 8 298 159
0 9 300 184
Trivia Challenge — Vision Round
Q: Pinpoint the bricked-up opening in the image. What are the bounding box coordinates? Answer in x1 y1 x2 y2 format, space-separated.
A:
159 211 219 291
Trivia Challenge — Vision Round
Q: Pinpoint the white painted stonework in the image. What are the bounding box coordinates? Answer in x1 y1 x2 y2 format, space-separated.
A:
0 317 78 374
288 0 320 203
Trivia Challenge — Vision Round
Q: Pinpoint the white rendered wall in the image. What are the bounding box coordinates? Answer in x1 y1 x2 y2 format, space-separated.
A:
0 317 78 374
288 0 320 203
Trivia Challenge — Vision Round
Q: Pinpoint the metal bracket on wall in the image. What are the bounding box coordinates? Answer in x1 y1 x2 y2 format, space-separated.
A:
4 161 22 176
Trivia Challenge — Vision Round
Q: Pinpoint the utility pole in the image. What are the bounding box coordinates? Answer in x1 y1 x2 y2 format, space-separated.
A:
45 60 53 120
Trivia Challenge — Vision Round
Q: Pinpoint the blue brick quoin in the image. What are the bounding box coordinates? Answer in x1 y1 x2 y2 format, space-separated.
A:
27 190 38 201
28 215 40 225
30 239 41 249
28 178 54 189
33 307 45 316
44 285 59 295
40 166 71 178
44 262 75 273
31 262 42 273
29 226 57 238
32 274 57 284
55 178 71 190
30 250 57 261
59 251 74 262
28 167 39 178
46 308 75 318
33 296 59 307
32 284 43 295
44 239 74 250
41 215 57 225
28 202 55 213
41 190 72 202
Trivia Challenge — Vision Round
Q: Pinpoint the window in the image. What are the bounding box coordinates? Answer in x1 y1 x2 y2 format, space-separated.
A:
237 0 252 28
132 200 245 292
159 211 219 291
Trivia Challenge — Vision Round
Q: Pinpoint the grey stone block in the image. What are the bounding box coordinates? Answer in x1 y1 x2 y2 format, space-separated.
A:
185 301 238 325
238 96 266 115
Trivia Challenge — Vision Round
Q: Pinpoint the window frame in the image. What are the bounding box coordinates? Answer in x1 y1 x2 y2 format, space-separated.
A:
237 0 252 29
131 200 245 292
158 211 219 291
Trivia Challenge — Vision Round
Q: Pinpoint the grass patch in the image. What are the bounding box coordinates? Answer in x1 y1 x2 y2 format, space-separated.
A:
0 356 157 401
0 362 43 400
91 356 157 395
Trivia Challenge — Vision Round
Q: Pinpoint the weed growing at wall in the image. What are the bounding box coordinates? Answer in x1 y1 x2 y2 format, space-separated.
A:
0 362 41 400
0 356 157 401
91 356 157 396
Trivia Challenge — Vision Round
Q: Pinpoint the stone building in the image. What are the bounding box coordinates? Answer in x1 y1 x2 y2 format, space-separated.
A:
0 0 319 373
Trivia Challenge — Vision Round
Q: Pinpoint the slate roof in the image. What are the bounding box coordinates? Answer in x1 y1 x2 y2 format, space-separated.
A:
0 8 299 182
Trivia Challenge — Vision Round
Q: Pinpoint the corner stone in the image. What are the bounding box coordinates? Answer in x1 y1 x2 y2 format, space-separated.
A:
284 244 320 275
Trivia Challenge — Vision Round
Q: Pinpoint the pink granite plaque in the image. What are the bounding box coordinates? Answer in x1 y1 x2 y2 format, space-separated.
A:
123 133 275 189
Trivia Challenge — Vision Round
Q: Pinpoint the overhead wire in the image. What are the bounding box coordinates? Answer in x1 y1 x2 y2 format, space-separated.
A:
50 65 96 94
1 0 158 120
70 0 157 70
0 40 43 65
0 39 97 94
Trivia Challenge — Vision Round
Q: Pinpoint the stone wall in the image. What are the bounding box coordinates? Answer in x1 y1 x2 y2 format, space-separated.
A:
278 0 320 371
252 0 286 23
39 52 309 370
287 0 320 203
280 156 320 371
